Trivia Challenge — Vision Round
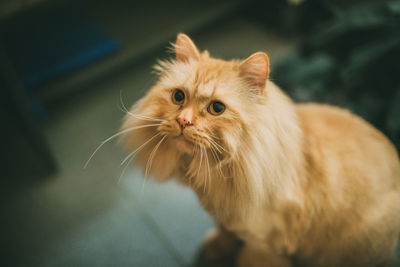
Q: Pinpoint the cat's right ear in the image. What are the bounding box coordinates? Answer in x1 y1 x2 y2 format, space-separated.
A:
175 33 201 62
239 52 270 94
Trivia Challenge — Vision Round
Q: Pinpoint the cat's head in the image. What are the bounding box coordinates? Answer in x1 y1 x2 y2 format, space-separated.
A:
122 33 270 180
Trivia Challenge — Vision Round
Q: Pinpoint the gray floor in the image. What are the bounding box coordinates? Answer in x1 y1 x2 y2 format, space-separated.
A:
2 16 297 267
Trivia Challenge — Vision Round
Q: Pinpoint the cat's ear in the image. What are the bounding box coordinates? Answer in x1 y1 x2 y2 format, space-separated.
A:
175 33 201 62
239 52 270 93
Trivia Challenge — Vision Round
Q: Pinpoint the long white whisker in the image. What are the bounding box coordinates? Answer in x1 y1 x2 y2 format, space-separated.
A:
197 146 203 179
210 138 227 153
125 110 165 122
145 135 167 178
209 143 227 179
120 91 165 122
208 132 221 140
118 154 134 185
120 133 161 166
209 145 217 162
142 135 167 192
209 144 219 167
207 138 222 154
204 126 222 142
204 148 211 193
202 147 209 193
84 124 161 168
188 144 198 180
202 131 226 154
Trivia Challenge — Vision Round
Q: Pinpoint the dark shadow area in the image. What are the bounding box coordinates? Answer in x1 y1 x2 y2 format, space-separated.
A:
266 0 400 150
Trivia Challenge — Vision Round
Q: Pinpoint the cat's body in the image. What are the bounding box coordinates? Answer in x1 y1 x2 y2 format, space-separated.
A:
122 34 400 267
293 103 400 267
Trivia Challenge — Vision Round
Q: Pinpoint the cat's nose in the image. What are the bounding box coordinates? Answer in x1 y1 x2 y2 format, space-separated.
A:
176 117 191 131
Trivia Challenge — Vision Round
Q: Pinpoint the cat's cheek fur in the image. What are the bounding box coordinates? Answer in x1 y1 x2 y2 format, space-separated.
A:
147 141 182 181
134 138 182 181
122 109 183 181
222 129 242 157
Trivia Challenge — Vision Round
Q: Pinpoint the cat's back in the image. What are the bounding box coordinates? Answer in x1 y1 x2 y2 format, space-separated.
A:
297 103 391 147
296 103 400 187
295 103 400 267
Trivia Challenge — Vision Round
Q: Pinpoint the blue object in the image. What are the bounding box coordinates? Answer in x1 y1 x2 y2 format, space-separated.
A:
3 3 119 91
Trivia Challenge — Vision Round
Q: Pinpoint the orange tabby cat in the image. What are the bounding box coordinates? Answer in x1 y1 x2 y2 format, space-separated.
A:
122 33 400 267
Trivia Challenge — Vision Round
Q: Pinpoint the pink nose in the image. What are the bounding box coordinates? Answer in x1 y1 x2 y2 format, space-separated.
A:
177 117 190 130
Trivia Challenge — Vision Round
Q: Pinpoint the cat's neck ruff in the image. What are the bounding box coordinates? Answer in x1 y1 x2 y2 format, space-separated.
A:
184 81 305 223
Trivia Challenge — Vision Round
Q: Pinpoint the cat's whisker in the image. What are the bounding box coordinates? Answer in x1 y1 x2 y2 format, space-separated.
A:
202 147 206 193
203 132 227 154
208 132 221 141
204 147 212 193
210 139 228 154
120 106 165 122
117 162 131 184
197 146 203 177
118 133 161 185
189 144 199 180
84 124 161 169
203 125 219 139
118 154 135 185
126 111 165 123
207 138 222 154
119 91 165 122
196 146 203 189
144 135 167 178
120 133 161 166
141 135 167 192
200 147 209 193
208 143 219 164
206 136 227 155
209 143 227 179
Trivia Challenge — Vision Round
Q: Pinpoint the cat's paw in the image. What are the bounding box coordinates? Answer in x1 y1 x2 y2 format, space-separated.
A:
202 228 241 261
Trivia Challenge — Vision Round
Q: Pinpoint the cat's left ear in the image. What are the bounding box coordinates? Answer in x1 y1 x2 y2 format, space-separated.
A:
239 52 270 94
175 33 201 62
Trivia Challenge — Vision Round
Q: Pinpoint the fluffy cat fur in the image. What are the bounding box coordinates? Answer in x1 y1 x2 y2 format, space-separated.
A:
121 33 400 267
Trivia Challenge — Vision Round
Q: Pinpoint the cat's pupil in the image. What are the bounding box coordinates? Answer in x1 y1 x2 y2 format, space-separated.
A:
213 102 224 113
174 90 184 102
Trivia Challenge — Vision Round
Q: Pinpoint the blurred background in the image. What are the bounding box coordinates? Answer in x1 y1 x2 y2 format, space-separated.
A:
1 0 399 266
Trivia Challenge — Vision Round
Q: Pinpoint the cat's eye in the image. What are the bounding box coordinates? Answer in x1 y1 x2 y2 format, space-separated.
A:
208 101 225 116
172 89 185 105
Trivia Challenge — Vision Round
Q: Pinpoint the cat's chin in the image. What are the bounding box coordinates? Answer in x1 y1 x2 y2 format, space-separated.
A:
174 135 195 154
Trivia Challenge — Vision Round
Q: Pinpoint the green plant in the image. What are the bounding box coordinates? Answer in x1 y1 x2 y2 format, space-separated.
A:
274 0 400 148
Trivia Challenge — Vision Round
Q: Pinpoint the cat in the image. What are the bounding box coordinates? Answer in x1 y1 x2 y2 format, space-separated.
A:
121 33 400 267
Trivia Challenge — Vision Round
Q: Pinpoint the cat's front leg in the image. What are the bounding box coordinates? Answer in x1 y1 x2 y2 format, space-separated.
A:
237 245 292 267
203 225 242 261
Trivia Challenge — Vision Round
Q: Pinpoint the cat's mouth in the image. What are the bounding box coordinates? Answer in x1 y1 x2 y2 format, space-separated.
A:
175 134 193 144
157 121 209 152
174 134 195 153
175 134 188 140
